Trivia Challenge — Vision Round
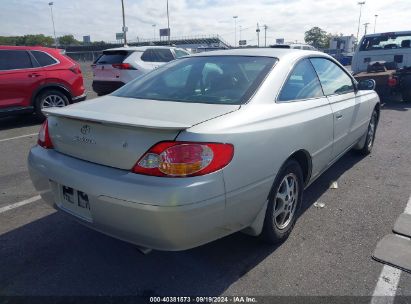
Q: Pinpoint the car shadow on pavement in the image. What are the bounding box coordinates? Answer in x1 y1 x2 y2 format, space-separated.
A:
0 152 365 297
381 99 411 112
0 114 41 131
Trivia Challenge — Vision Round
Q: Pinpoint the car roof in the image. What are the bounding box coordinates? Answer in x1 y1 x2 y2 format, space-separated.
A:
103 46 181 52
363 30 411 38
189 48 324 60
0 45 61 52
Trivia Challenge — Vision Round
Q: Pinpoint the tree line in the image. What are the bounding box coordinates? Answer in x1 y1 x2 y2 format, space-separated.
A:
0 34 106 47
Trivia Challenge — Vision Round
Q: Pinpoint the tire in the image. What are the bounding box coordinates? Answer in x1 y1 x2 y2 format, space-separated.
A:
260 159 303 244
401 89 411 102
35 90 69 120
359 109 379 155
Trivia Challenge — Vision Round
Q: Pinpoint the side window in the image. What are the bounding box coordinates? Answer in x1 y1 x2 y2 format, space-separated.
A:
175 49 189 58
152 49 174 62
141 50 154 62
31 51 58 66
310 58 354 95
278 59 324 102
0 50 33 70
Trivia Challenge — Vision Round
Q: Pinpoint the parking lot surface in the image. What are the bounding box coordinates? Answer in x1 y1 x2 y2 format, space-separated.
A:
0 94 411 299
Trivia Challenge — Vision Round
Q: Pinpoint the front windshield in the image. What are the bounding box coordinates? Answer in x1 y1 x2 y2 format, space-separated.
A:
113 56 277 105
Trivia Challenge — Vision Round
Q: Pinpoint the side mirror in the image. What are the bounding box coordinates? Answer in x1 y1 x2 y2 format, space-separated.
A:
357 79 376 91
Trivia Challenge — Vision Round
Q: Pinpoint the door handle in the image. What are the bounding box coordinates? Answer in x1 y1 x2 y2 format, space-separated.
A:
335 113 343 119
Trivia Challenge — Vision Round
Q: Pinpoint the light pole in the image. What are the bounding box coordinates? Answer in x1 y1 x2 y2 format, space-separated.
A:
233 16 238 48
121 0 127 46
364 22 370 35
256 23 260 47
48 2 57 48
166 0 170 45
356 1 365 42
263 24 268 47
374 14 378 33
152 24 156 41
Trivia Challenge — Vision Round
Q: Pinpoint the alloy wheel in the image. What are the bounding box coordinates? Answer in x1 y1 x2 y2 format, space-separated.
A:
273 173 299 230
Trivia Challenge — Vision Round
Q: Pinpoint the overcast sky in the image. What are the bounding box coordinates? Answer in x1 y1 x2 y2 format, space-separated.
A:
1 0 410 45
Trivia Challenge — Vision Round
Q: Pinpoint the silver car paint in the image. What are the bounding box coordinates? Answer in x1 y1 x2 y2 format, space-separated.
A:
28 49 380 250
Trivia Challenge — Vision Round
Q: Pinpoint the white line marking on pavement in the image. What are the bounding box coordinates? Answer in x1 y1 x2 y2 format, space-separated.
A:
371 195 411 304
0 195 41 214
0 133 38 143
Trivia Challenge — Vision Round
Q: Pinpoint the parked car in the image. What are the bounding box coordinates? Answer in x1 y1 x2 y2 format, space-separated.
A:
271 43 317 51
352 31 411 74
352 31 411 101
29 49 380 251
91 46 190 96
0 46 86 119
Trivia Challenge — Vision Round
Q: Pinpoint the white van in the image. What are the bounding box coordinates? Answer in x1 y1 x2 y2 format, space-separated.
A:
352 31 411 74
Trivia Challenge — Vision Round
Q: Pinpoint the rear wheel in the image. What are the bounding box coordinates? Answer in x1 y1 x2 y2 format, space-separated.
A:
401 89 411 102
359 109 378 155
35 90 69 120
260 160 303 244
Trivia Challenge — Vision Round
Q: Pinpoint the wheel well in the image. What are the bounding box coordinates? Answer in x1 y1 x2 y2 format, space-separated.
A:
288 150 312 186
374 103 381 122
33 86 72 107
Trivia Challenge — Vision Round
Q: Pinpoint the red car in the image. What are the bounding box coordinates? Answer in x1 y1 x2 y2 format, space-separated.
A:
0 45 86 119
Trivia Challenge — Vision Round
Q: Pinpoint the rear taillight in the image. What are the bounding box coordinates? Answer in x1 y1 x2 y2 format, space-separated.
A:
69 64 82 74
132 141 234 177
112 63 135 70
388 76 397 87
38 120 53 149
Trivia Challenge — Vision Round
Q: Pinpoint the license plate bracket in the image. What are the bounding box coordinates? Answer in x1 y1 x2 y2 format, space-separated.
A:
60 185 92 222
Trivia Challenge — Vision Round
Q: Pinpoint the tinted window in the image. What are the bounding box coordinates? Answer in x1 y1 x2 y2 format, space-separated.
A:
310 58 354 95
151 49 174 62
113 56 276 105
0 50 33 70
141 50 154 62
96 50 129 64
31 51 58 66
175 49 189 58
360 33 411 51
278 59 323 101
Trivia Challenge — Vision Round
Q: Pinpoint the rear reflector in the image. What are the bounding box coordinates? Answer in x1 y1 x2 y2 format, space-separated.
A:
38 119 53 149
112 63 136 70
132 141 234 177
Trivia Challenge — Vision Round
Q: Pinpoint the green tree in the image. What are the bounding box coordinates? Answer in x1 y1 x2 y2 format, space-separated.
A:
57 34 79 46
0 34 54 46
304 27 330 49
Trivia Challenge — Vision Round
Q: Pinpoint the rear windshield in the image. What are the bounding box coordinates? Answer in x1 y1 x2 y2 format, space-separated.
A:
96 50 130 64
113 56 276 105
360 33 411 51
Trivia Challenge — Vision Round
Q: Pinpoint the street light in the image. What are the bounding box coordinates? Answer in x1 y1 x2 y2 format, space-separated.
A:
263 24 268 47
356 1 366 42
364 22 370 35
256 23 260 47
48 2 57 48
152 24 156 41
233 16 238 48
121 0 128 46
166 0 170 45
374 14 378 33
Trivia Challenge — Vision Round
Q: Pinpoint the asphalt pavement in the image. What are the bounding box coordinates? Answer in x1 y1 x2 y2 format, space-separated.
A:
0 95 410 300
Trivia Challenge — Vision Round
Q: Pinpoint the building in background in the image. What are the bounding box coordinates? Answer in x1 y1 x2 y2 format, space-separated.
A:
83 35 91 44
329 35 356 53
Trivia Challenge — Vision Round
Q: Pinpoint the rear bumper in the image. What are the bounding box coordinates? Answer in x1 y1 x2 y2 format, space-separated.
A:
92 81 125 95
71 92 87 103
28 146 228 251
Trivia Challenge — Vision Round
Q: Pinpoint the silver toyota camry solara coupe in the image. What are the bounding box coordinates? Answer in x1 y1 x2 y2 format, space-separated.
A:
28 49 380 251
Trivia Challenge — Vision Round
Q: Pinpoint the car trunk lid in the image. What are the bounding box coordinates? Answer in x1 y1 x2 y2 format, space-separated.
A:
44 96 239 170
